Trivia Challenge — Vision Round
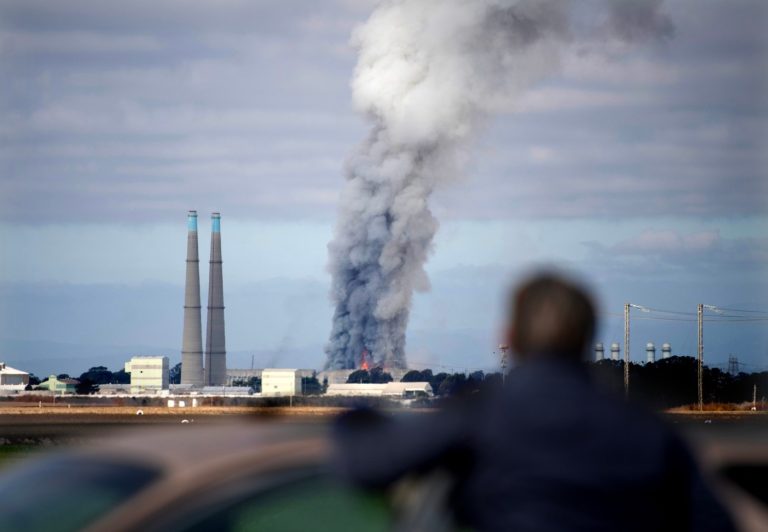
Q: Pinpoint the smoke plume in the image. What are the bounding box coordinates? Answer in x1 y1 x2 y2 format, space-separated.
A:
326 0 672 370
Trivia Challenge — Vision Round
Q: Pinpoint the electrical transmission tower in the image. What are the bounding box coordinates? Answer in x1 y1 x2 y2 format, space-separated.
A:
727 356 740 375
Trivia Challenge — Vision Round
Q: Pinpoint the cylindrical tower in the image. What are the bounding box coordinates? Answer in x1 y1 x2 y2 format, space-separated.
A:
204 212 227 386
594 342 605 362
646 342 656 364
181 211 204 386
610 342 620 361
661 342 672 359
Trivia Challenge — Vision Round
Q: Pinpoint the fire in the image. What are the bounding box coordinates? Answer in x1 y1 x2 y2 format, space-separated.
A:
360 349 370 370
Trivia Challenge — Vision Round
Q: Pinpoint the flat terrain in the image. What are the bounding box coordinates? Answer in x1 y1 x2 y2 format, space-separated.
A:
0 404 347 417
0 404 765 467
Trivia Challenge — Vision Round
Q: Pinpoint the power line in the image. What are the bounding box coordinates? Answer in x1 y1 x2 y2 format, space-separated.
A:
601 312 768 323
715 307 768 315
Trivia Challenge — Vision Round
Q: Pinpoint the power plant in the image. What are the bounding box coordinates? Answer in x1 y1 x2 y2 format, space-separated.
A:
180 211 226 387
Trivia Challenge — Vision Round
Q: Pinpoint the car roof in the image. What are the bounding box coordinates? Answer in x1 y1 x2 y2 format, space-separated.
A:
75 420 331 532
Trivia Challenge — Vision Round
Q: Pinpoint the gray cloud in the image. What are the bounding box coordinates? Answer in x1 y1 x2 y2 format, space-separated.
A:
582 229 768 282
0 0 766 222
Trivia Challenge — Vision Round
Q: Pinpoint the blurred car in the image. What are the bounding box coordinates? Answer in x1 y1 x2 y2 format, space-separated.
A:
0 421 397 532
0 418 766 532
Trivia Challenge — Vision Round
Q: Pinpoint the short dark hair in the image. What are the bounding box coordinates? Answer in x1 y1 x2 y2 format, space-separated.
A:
509 273 596 360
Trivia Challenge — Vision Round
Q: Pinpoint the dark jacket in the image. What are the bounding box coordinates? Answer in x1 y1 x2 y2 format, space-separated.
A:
333 358 735 531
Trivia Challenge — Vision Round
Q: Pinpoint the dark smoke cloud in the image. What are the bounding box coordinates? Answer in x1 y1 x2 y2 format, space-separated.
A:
325 0 673 370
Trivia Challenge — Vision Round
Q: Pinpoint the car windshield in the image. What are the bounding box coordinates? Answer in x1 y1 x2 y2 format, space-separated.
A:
0 454 159 532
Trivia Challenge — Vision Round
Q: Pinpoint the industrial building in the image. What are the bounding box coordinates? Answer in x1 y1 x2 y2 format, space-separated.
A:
261 369 308 396
326 382 433 398
125 356 169 394
317 369 354 386
180 210 227 387
0 363 29 392
39 375 79 394
226 368 316 387
226 368 262 386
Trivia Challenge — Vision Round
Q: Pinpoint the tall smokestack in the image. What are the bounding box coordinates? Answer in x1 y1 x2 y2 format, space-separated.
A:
204 212 226 386
181 210 203 386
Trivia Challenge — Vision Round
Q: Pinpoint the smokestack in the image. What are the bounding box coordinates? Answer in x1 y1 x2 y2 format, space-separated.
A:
204 212 227 386
181 210 203 386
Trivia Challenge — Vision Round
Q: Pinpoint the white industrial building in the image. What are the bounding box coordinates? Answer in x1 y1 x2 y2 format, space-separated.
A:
326 382 433 398
316 369 354 386
125 356 169 394
0 363 30 392
226 368 315 387
261 369 313 396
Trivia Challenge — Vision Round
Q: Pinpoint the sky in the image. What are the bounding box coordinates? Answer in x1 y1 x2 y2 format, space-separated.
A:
0 0 766 377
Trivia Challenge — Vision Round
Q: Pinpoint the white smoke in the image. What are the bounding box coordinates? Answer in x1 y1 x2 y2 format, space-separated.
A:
326 0 672 370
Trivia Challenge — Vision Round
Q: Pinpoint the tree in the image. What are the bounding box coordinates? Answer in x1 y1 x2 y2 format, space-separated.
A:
79 366 114 385
57 373 70 380
430 372 450 395
112 369 130 384
27 374 41 386
369 367 393 384
469 370 485 383
302 374 322 395
437 373 467 396
347 369 370 383
76 378 99 395
169 363 182 384
401 370 425 382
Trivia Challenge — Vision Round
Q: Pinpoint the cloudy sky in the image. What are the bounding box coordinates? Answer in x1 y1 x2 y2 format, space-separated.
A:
1 0 766 377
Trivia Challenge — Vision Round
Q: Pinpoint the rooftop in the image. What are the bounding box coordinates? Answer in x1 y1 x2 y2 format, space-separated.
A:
0 363 29 375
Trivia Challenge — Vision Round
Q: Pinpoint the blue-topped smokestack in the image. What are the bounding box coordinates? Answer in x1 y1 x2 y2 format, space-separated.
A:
181 210 204 386
204 212 227 385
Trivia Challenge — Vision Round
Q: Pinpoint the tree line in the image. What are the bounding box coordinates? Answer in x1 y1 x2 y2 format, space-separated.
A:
31 356 765 407
344 356 766 408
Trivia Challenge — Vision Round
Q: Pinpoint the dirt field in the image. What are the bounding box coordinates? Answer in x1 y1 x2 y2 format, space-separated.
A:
0 404 348 417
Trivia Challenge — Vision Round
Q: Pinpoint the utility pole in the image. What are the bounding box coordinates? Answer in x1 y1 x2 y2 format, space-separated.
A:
697 303 704 411
624 303 630 398
499 344 509 386
753 384 758 411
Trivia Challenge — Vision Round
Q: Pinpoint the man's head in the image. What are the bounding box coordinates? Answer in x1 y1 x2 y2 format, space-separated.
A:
506 272 596 362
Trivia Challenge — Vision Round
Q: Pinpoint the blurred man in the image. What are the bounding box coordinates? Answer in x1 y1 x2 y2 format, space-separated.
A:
333 272 734 531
